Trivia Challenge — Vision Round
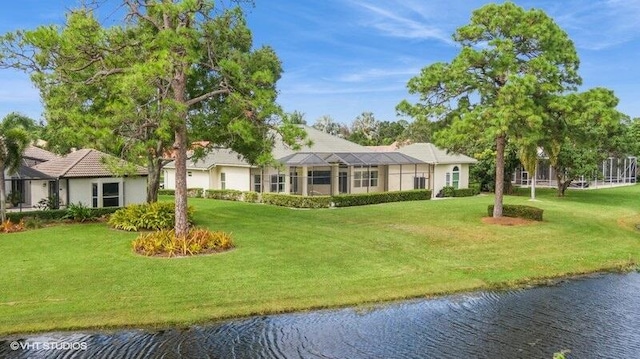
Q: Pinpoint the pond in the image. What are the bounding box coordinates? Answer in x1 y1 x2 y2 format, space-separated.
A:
2 272 640 358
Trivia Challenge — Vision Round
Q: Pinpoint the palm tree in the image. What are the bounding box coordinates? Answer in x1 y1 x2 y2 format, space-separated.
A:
0 113 33 222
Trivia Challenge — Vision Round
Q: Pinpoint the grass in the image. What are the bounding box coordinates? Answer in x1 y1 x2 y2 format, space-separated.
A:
1 185 639 335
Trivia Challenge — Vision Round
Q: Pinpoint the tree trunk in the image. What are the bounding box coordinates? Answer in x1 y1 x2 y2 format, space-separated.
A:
493 134 506 218
0 163 6 223
172 67 189 238
555 170 564 197
146 155 162 203
530 163 536 200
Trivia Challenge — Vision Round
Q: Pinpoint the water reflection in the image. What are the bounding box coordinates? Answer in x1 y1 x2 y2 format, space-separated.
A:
2 273 640 358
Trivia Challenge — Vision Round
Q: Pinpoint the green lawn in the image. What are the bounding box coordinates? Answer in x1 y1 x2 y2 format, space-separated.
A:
1 185 639 335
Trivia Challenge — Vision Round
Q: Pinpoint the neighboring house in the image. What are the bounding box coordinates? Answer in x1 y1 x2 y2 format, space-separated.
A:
395 143 477 195
513 155 637 188
4 146 148 209
164 125 477 197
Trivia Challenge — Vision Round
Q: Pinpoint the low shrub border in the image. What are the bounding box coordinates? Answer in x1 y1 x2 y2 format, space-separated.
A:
487 204 544 221
158 189 175 196
205 189 243 201
262 193 332 208
6 207 119 222
332 190 432 207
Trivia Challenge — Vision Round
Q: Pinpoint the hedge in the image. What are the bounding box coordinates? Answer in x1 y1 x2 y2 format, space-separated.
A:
158 189 175 196
262 193 332 209
441 186 480 198
6 207 119 222
205 189 243 201
487 204 544 221
332 190 432 207
187 188 204 198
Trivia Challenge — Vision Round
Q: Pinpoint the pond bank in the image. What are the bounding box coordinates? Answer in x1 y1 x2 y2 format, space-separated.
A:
2 271 640 358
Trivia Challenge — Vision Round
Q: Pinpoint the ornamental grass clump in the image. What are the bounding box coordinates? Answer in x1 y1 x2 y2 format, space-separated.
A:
0 219 25 233
109 202 194 231
132 228 234 257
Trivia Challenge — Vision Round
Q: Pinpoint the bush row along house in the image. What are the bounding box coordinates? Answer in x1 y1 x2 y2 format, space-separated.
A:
163 125 477 197
3 146 148 210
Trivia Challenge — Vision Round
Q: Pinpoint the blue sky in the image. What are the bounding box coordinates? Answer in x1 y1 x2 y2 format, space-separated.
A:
1 0 639 125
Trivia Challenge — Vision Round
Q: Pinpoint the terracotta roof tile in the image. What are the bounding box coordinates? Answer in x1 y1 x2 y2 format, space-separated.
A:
33 149 148 178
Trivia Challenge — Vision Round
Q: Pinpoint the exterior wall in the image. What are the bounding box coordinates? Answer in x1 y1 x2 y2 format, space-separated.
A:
386 164 431 192
349 166 384 195
163 169 176 190
123 177 148 205
433 163 471 195
211 166 251 191
65 177 146 208
186 169 211 190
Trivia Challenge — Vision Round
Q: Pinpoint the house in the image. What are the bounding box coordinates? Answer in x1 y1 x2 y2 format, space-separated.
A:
4 146 148 209
395 143 477 195
164 125 477 197
513 154 637 188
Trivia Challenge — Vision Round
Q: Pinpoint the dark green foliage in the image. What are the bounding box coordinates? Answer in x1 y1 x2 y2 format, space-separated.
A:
262 194 332 209
332 190 431 207
452 188 480 197
206 189 243 201
442 186 456 197
6 207 118 222
109 202 194 231
158 189 176 196
487 204 543 221
64 202 94 222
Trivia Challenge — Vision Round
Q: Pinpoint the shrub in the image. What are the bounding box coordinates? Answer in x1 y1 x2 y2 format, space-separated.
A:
452 188 479 197
132 228 234 257
7 209 68 222
262 193 332 208
187 188 204 198
243 191 260 203
109 202 194 231
441 186 456 197
34 196 58 210
158 189 175 196
487 204 544 221
0 219 25 233
205 189 243 201
332 190 431 207
64 203 94 222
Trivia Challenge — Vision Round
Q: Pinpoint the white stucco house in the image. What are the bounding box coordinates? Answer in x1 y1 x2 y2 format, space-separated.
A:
4 146 148 210
164 125 477 197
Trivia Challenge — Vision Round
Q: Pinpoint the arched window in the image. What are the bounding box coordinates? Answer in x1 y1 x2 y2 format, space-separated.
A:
452 166 460 189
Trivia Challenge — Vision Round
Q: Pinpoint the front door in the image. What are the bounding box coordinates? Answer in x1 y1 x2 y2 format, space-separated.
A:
48 180 59 209
339 172 348 194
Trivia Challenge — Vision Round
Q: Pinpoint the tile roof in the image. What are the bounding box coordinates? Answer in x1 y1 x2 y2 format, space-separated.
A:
271 125 370 159
23 145 59 162
165 147 251 169
33 149 148 178
397 143 477 165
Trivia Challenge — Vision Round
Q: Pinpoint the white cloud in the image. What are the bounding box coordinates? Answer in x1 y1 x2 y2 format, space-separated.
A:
346 0 454 44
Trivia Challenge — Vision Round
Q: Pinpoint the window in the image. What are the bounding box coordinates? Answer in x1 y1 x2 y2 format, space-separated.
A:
414 176 426 189
254 174 262 193
445 172 451 187
452 166 460 189
188 171 192 177
220 172 226 190
270 174 285 193
307 170 331 185
92 183 98 208
102 182 120 207
353 166 378 188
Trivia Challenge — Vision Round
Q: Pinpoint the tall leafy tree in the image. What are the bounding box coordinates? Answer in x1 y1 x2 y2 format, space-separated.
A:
543 88 624 196
349 112 379 145
312 115 342 136
1 1 304 237
0 113 32 222
398 2 580 217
